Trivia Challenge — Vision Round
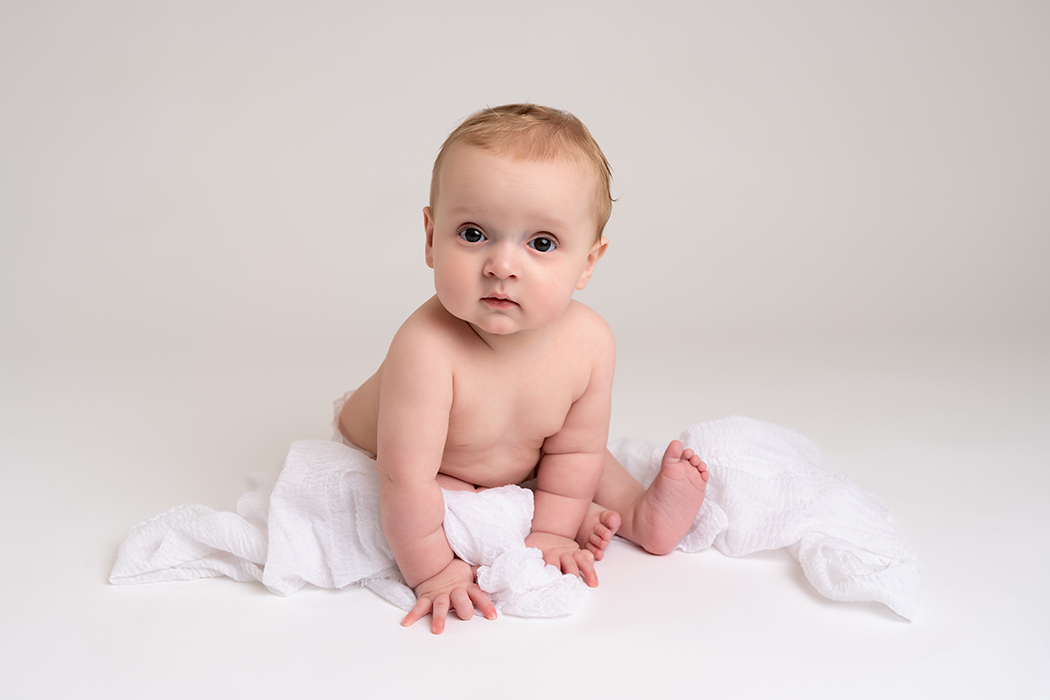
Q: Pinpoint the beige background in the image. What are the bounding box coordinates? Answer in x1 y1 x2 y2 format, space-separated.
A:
2 2 1047 698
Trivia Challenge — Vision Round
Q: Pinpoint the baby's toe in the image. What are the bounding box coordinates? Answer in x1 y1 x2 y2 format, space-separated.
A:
663 440 685 462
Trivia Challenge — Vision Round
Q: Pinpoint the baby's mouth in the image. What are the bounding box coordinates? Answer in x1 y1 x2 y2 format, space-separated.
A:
483 296 518 308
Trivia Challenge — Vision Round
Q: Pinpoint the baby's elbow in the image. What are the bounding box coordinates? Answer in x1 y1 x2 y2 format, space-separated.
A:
377 463 437 495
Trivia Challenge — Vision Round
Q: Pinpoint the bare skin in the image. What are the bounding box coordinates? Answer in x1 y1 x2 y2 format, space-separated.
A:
604 441 710 556
579 503 621 561
433 470 623 563
340 352 711 633
341 296 614 634
342 144 711 633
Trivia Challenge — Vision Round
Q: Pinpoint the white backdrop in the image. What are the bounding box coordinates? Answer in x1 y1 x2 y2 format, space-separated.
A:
2 2 1048 698
3 1 1046 362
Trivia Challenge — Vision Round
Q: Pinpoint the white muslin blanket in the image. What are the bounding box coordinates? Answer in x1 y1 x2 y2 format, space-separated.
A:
109 416 920 620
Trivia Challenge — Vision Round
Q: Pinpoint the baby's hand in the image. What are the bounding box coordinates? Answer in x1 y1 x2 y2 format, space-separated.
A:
402 558 498 634
524 532 599 587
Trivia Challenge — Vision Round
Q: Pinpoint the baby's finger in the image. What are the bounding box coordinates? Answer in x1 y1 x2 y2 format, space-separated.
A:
431 595 450 635
450 587 475 621
560 552 581 580
468 586 498 621
575 550 599 587
401 596 433 628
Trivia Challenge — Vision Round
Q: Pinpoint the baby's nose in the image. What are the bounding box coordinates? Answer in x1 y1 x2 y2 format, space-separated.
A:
484 243 519 279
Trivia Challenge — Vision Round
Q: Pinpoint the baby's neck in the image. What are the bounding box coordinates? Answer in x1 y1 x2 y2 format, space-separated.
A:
467 322 551 357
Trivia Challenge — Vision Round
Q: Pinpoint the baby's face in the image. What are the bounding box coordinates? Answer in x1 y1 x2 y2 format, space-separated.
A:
425 145 606 338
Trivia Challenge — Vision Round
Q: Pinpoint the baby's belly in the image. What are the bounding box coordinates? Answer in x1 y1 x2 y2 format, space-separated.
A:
438 443 543 488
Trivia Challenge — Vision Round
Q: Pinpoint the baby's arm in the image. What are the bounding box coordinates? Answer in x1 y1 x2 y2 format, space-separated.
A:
376 324 496 633
528 317 615 586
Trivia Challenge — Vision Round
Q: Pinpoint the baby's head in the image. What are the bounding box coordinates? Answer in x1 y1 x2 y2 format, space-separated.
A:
429 104 613 240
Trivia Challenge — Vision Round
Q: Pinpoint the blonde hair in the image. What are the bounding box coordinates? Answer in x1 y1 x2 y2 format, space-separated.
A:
430 104 614 238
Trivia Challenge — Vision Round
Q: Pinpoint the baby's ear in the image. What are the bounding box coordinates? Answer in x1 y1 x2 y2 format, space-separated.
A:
423 207 436 269
575 235 609 290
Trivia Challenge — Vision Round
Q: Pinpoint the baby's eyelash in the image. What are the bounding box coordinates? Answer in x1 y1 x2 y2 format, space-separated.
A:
528 236 557 252
458 226 486 243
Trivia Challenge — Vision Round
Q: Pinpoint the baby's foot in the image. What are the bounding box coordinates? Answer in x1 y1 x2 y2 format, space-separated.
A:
629 440 709 555
576 503 621 561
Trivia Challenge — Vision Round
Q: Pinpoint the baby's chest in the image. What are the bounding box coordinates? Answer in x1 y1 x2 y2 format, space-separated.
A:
446 375 578 450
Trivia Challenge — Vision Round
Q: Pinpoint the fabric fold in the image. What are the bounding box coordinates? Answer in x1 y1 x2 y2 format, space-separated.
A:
110 439 586 616
611 416 920 619
111 416 920 620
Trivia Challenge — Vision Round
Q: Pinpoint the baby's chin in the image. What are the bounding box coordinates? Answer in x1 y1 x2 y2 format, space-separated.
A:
463 314 553 342
440 304 519 335
466 319 524 337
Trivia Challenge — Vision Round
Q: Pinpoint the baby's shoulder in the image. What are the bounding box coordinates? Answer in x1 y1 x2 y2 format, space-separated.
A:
387 297 465 363
558 301 616 356
563 300 614 338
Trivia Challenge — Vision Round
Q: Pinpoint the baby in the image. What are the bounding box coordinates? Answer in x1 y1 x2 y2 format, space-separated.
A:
338 104 709 633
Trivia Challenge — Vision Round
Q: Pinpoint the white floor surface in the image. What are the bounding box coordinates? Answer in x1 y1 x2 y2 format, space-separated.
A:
2 331 1047 699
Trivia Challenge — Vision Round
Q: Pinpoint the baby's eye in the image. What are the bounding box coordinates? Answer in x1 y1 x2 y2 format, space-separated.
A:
528 237 556 253
459 227 485 243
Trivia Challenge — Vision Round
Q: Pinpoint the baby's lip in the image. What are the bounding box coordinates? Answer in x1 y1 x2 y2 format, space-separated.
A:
483 294 518 306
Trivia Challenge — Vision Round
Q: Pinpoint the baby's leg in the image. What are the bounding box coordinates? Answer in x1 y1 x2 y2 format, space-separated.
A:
593 442 708 556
